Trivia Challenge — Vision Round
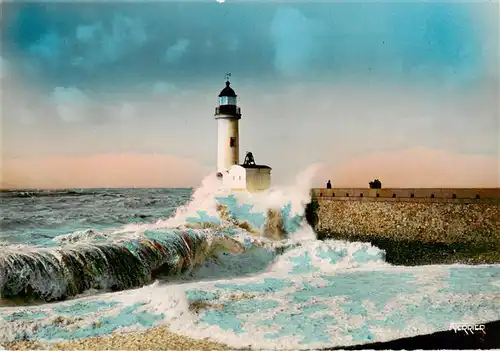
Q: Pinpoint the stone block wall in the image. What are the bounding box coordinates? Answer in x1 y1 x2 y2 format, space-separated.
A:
309 188 500 244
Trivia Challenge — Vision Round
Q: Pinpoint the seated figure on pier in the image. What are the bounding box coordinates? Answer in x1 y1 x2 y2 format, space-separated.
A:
369 179 382 189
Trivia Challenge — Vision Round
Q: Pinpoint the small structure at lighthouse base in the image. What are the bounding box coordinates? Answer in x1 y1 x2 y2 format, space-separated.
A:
218 152 272 193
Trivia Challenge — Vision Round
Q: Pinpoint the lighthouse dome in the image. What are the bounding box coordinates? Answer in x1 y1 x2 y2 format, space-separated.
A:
218 81 237 97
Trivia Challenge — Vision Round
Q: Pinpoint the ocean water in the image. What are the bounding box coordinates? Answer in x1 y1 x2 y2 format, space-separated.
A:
1 166 499 349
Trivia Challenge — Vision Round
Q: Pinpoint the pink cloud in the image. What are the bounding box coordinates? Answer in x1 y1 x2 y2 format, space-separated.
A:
316 148 499 188
1 154 211 189
2 149 498 189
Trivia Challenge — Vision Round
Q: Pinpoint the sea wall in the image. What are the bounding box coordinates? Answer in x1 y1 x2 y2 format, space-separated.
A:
307 188 500 244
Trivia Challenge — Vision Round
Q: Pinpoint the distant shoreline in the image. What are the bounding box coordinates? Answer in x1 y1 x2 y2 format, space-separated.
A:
0 187 194 191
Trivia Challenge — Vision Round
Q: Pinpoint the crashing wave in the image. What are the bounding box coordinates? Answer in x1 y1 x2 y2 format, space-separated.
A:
0 167 320 302
0 229 249 302
52 229 110 244
0 202 302 302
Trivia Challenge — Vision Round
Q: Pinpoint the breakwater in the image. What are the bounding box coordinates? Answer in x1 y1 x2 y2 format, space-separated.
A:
306 188 500 264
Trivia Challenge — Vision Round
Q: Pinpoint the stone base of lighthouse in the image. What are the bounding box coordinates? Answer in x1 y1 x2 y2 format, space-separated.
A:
219 164 272 193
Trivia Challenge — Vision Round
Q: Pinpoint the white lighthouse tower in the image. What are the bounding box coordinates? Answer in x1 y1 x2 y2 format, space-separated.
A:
215 76 271 192
215 78 241 173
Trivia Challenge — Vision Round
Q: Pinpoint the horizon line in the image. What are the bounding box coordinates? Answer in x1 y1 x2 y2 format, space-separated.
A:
2 186 499 191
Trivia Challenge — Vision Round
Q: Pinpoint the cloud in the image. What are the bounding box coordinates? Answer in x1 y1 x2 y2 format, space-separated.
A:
16 107 36 125
1 59 58 128
3 2 495 89
101 14 147 62
51 87 92 122
316 147 499 188
0 56 7 79
2 65 497 185
270 8 316 76
28 31 63 61
74 15 147 67
164 39 190 64
52 86 90 103
1 4 497 189
227 36 239 51
267 3 493 84
118 103 135 121
15 12 149 74
1 154 210 188
151 81 177 95
1 70 216 163
75 23 101 42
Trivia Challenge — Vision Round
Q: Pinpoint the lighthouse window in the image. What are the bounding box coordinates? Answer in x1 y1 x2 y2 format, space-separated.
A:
219 96 236 105
229 137 236 147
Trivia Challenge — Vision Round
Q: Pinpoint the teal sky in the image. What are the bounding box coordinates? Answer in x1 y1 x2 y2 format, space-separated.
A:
1 1 498 188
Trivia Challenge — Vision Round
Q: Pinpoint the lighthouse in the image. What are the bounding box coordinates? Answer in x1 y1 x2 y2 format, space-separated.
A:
214 77 272 192
215 79 241 173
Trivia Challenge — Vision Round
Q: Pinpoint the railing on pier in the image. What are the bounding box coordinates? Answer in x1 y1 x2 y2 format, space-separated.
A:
311 188 500 203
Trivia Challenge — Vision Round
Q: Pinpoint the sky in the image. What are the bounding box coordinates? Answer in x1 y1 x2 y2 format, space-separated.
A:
1 1 499 188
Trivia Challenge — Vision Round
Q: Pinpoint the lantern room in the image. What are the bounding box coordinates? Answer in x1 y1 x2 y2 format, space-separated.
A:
218 81 237 106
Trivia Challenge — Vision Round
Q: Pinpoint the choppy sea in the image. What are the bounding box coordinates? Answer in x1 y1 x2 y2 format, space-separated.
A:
1 167 499 349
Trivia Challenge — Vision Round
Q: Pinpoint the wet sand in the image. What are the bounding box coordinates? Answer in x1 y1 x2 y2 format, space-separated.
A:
3 326 230 351
5 320 499 350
